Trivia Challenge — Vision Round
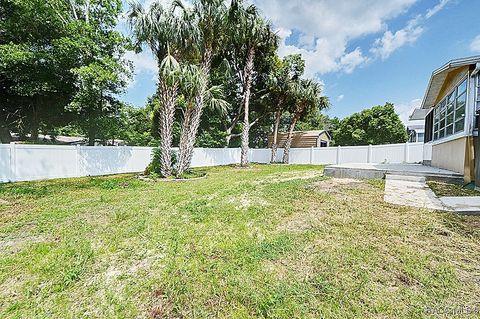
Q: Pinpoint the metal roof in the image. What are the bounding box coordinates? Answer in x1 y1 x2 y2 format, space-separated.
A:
409 108 429 121
421 55 480 109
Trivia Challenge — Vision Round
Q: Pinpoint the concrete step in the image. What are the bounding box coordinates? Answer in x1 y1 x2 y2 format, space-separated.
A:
439 197 480 215
324 165 464 184
385 174 426 182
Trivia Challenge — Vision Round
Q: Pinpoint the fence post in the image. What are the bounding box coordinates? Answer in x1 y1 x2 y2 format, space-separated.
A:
336 145 341 164
310 146 314 164
367 144 373 163
404 142 410 163
75 145 81 177
9 142 16 182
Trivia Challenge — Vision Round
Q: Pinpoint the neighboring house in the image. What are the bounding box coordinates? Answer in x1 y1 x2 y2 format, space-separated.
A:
407 108 428 143
421 56 480 182
11 134 127 146
268 130 331 148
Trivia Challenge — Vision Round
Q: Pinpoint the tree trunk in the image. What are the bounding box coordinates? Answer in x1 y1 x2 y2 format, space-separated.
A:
283 111 301 164
270 97 284 163
176 104 194 176
0 109 12 144
176 50 212 176
157 80 178 178
88 123 96 146
240 47 256 167
30 103 39 142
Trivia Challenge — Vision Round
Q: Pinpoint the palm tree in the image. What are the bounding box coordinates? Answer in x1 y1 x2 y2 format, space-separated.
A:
174 0 228 175
176 64 229 176
128 1 197 177
282 80 330 164
267 54 305 163
228 0 278 167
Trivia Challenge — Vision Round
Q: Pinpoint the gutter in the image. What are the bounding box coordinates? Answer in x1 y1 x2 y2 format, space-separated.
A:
472 63 480 77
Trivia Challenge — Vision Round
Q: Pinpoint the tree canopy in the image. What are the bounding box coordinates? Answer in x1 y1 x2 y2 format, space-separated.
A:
334 103 407 146
0 0 130 144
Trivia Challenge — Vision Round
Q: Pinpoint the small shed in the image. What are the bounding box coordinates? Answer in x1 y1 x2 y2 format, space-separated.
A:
268 130 331 148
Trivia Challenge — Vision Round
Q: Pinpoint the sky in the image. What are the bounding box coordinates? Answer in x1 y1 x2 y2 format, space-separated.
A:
119 0 480 124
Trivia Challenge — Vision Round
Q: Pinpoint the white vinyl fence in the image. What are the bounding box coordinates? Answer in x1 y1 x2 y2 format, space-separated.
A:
0 142 424 183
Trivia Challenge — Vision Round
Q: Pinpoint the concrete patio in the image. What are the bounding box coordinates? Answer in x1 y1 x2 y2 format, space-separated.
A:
324 163 464 184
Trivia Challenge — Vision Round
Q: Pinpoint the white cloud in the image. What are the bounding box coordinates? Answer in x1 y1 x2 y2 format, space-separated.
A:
370 17 423 59
394 98 422 124
370 0 450 60
125 51 158 75
470 35 480 53
425 0 450 19
124 51 158 88
255 0 418 77
336 94 344 102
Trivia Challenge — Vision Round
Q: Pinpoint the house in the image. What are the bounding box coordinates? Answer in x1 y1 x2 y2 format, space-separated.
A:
407 108 428 143
268 130 331 148
420 56 480 183
11 134 127 146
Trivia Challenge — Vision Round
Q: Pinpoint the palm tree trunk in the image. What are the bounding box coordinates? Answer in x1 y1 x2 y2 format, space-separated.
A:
270 97 284 163
176 50 212 176
177 104 194 176
283 111 301 164
240 47 255 167
158 80 178 178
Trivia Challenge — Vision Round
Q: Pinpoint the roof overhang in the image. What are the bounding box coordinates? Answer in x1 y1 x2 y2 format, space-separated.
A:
421 56 480 109
409 108 429 121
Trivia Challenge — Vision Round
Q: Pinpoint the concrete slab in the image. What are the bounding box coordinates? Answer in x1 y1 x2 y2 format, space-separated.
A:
439 197 480 215
324 163 463 184
384 174 447 211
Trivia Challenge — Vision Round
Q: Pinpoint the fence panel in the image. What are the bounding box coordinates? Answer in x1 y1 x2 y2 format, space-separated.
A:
250 149 271 164
190 148 240 167
79 146 136 176
339 146 369 164
312 147 337 165
0 145 11 182
289 148 311 164
408 143 424 163
15 145 78 182
0 142 425 182
371 143 407 163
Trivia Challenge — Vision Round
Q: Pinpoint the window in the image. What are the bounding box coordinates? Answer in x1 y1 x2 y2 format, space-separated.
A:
433 78 467 140
417 133 425 143
477 74 480 112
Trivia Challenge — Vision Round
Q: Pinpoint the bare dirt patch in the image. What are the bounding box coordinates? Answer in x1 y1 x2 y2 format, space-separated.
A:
255 171 324 185
0 234 49 253
278 209 325 233
226 193 270 210
312 178 373 199
314 178 372 191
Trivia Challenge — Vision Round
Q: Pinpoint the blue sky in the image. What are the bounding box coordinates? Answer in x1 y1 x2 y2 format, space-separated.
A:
119 0 480 123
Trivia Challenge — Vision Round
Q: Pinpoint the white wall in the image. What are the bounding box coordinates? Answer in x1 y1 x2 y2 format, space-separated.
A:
0 142 424 183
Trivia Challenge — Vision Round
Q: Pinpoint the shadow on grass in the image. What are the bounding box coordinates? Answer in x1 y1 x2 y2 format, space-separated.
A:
0 174 146 198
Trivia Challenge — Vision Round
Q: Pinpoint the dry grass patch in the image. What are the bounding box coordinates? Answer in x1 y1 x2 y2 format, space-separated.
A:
1 165 479 318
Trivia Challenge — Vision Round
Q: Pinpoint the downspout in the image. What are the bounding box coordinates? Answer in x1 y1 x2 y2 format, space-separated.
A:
472 63 480 189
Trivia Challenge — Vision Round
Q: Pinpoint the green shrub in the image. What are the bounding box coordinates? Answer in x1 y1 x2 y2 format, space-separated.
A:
144 148 177 177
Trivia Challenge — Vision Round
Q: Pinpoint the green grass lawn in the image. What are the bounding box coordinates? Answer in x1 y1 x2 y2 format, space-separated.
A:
427 181 480 197
1 165 479 318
